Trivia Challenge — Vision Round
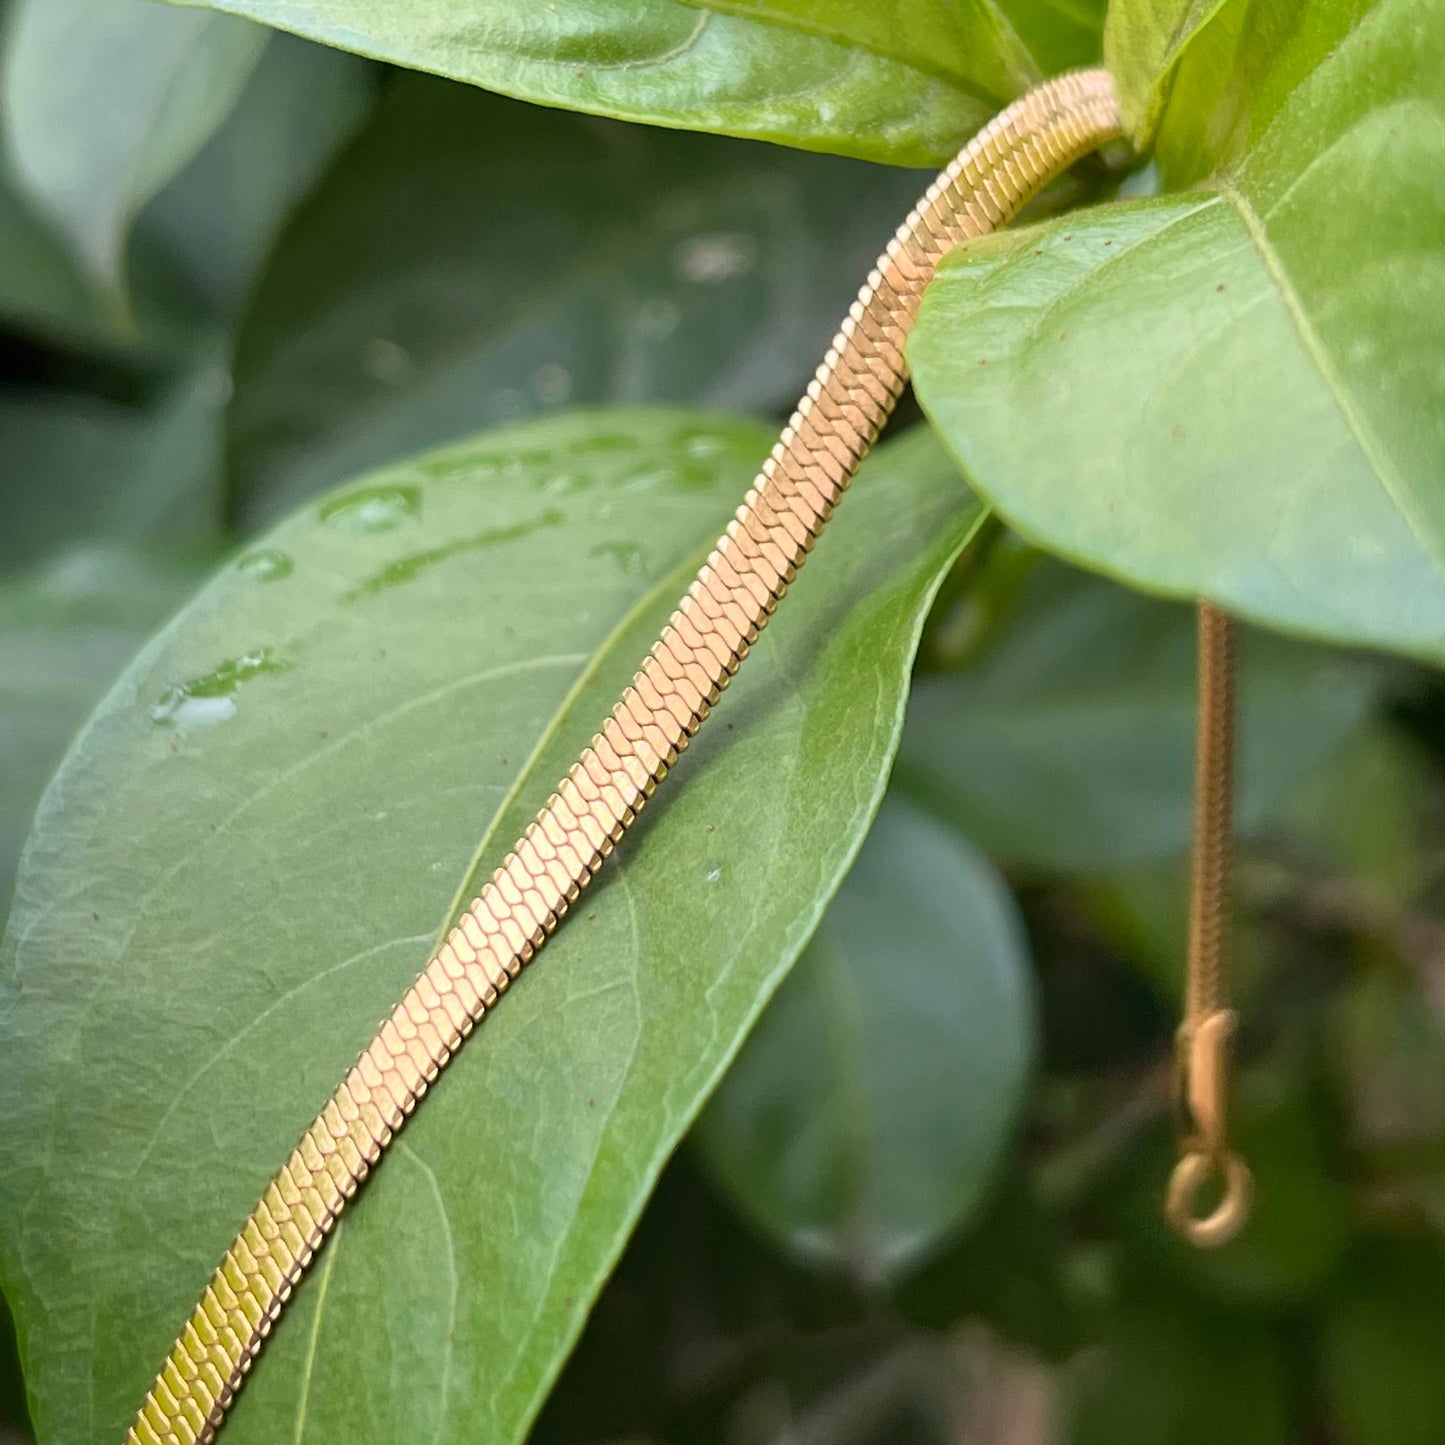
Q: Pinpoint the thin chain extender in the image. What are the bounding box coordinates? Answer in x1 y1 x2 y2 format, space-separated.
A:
1168 602 1252 1246
125 69 1124 1445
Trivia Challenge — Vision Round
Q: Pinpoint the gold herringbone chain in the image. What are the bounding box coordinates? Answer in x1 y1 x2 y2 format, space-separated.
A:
126 68 1243 1444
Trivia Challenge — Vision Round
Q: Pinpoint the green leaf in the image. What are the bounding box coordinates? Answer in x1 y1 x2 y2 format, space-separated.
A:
142 33 375 319
910 0 1445 665
0 543 212 925
153 0 1105 166
895 558 1376 873
1101 0 1228 143
0 170 105 345
0 157 210 355
1319 1237 1445 1445
0 413 984 1445
228 74 930 526
693 798 1034 1280
1 0 268 293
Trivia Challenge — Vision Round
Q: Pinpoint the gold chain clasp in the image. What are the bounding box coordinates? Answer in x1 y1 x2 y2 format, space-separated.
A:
1167 1009 1251 1247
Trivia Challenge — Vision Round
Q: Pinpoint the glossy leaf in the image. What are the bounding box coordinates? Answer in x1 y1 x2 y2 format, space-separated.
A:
154 0 1106 166
143 33 374 319
1102 0 1227 143
0 414 984 1445
895 559 1376 873
228 73 928 525
0 544 213 924
694 798 1034 1280
910 0 1445 665
1 0 268 291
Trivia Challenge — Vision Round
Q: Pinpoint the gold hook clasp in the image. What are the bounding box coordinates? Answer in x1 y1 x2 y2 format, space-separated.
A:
1166 1009 1252 1248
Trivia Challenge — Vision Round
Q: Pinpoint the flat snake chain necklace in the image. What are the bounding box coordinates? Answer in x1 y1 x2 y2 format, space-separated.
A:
126 67 1251 1445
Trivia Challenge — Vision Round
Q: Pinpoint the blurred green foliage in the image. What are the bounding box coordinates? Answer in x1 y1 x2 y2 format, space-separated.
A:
1 0 1442 1443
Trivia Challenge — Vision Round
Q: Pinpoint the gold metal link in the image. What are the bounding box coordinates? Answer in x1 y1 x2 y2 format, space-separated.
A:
1169 601 1252 1246
125 68 1124 1444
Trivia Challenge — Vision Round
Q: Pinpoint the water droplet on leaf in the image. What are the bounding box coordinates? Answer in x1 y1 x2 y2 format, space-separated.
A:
591 541 647 577
236 549 293 582
539 471 588 496
319 485 420 534
678 429 728 461
151 648 291 732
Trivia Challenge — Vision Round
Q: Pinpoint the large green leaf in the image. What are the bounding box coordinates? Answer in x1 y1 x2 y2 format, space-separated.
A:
228 73 928 526
0 413 984 1445
910 0 1445 665
158 0 1105 165
896 557 1377 874
1 0 268 293
0 544 212 926
142 32 375 320
693 797 1033 1280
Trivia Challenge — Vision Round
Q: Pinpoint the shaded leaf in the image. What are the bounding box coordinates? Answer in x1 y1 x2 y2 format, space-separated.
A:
896 559 1376 874
694 798 1034 1281
0 359 229 573
0 171 104 345
910 0 1445 665
142 33 376 319
154 0 1106 166
228 73 928 525
0 1287 31 1440
0 414 984 1445
1 0 267 292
